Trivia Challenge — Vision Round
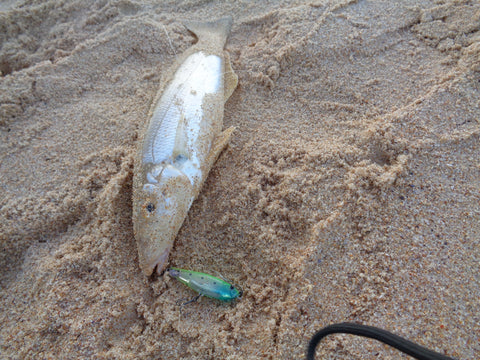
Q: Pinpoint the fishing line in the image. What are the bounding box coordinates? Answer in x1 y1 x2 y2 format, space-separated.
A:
307 322 456 360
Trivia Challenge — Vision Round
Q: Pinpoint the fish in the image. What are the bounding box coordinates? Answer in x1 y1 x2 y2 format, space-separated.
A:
132 17 238 276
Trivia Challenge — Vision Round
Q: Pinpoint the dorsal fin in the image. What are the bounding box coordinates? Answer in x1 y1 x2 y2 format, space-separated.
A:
223 52 238 102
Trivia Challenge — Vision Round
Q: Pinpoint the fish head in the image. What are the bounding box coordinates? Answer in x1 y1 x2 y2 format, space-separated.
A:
133 165 195 275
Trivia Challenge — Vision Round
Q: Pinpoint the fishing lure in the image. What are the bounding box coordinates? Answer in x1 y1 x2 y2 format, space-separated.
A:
132 17 238 276
167 268 242 304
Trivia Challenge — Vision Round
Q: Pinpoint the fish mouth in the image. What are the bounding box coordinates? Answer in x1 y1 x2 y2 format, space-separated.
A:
150 248 170 275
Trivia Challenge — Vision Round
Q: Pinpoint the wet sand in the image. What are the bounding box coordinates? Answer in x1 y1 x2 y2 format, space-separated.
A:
1 0 479 359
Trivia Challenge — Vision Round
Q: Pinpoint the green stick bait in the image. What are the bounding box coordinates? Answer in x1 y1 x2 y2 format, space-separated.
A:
167 268 242 303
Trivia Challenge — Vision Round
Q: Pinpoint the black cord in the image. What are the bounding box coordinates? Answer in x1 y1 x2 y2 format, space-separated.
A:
307 322 456 360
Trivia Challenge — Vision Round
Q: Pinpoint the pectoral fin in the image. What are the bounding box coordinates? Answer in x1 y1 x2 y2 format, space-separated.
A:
206 127 235 170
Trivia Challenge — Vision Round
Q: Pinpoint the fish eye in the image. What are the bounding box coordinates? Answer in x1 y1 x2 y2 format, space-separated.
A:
145 202 155 213
230 285 234 290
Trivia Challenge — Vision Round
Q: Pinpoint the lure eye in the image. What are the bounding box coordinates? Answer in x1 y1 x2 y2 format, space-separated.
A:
167 268 180 277
230 285 234 290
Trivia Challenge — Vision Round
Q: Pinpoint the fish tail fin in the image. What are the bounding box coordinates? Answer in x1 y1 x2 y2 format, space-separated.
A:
183 16 233 48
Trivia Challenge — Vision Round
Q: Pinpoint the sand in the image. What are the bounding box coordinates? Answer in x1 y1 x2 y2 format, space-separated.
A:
1 0 479 359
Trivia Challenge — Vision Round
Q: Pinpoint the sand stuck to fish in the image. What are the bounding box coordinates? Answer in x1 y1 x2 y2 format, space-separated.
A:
1 0 479 358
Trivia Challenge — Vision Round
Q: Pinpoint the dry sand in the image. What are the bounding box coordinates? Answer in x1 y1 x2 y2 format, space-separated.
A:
1 0 479 359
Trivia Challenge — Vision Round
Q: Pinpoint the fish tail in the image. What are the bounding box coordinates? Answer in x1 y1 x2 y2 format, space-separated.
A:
183 16 233 49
